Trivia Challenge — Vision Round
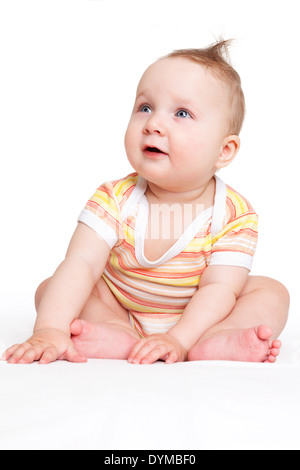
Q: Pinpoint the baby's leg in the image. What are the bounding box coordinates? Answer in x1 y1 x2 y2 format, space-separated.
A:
35 278 139 360
188 276 289 363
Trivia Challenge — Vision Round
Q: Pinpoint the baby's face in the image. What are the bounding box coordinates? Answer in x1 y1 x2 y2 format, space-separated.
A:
125 57 232 192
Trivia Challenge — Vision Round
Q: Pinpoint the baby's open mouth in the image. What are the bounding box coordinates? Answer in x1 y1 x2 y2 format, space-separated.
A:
144 146 167 155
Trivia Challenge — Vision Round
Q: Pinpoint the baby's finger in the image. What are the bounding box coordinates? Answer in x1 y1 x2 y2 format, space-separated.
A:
129 340 158 364
17 347 42 364
1 344 20 361
140 344 170 365
7 343 32 363
17 342 48 364
165 350 178 364
130 343 154 364
38 346 59 365
128 339 147 363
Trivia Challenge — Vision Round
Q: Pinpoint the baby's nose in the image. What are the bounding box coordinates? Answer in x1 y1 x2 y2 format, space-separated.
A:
143 115 166 136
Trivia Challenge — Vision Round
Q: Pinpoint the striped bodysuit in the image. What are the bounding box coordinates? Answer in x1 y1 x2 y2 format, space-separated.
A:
78 172 258 337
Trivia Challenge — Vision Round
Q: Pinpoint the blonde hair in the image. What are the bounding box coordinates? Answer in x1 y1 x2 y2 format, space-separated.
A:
165 39 245 135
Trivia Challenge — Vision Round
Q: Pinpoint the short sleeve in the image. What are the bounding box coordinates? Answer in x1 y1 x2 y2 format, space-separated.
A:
209 210 258 271
78 182 123 249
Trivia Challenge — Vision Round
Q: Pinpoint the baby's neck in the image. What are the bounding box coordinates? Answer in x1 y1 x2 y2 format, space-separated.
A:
146 177 215 205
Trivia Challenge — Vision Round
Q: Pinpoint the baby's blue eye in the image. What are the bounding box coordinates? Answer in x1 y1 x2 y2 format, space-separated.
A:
140 105 151 113
176 109 191 118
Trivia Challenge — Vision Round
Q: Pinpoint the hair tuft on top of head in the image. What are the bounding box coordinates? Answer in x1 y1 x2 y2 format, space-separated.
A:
175 38 233 64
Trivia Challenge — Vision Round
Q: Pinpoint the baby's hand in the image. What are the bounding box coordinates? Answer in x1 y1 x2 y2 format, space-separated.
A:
128 333 187 365
1 328 87 365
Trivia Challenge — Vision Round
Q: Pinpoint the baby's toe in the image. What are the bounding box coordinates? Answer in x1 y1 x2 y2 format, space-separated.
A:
266 354 277 363
272 340 282 350
270 347 280 357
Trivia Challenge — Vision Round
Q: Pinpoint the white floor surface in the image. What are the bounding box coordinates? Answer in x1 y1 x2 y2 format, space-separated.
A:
1 294 300 451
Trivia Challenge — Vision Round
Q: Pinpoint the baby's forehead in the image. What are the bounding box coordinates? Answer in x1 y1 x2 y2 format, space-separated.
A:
137 57 228 100
139 56 204 82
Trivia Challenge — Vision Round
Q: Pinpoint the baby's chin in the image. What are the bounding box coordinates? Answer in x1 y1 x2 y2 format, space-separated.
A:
135 168 200 193
128 159 171 184
127 155 205 193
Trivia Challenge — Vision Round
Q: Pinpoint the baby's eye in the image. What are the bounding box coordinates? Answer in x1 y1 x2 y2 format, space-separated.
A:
139 105 152 113
175 109 192 118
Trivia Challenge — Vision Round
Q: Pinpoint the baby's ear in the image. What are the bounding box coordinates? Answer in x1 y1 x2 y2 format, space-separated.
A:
215 135 240 169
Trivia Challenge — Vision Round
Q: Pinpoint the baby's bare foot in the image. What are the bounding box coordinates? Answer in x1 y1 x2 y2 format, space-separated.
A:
70 319 139 360
188 325 281 363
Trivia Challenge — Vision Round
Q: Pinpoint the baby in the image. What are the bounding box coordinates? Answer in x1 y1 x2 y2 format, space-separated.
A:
2 39 289 365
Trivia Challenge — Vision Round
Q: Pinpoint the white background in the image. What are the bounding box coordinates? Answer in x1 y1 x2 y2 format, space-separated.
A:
0 0 299 337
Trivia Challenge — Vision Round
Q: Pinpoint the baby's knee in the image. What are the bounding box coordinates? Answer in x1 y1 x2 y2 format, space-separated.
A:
255 276 290 323
262 277 290 306
34 277 51 311
249 276 289 303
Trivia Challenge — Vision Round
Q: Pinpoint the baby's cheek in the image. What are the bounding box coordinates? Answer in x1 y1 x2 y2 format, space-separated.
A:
124 126 133 153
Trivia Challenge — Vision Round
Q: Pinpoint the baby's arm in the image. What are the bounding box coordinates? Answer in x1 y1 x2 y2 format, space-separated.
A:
128 265 249 364
2 222 111 364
